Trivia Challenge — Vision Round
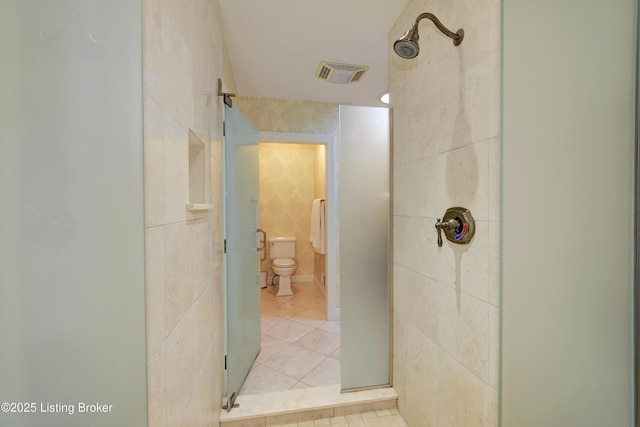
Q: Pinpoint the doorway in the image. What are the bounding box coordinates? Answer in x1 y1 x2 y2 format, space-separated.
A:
259 131 339 321
223 106 392 411
258 142 327 299
238 133 341 396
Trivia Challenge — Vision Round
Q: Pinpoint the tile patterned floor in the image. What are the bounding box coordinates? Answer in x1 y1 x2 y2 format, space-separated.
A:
228 283 409 426
270 409 408 427
239 282 341 396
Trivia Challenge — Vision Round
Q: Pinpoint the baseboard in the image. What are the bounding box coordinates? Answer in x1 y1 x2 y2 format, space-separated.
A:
292 274 314 283
267 274 314 285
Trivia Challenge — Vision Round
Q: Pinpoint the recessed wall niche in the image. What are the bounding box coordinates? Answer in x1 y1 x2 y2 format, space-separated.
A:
186 128 213 211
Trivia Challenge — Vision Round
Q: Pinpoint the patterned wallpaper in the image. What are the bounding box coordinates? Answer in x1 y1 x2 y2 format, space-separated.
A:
238 97 338 135
238 96 334 290
259 142 321 277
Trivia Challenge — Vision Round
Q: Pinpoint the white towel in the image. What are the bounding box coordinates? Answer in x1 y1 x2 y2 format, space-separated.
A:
309 198 325 254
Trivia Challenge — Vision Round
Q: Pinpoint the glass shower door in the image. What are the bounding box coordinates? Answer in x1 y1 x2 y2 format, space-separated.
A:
0 1 147 426
224 103 262 410
340 105 391 390
501 0 637 424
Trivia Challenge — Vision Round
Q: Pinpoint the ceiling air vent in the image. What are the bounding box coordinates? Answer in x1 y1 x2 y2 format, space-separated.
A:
315 61 369 84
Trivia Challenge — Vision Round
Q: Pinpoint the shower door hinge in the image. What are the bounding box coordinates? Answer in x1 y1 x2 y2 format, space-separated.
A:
222 392 239 411
218 78 236 108
223 121 225 136
224 239 227 253
224 355 227 370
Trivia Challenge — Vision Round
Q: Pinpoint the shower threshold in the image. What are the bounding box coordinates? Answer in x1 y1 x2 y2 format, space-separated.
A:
218 385 398 426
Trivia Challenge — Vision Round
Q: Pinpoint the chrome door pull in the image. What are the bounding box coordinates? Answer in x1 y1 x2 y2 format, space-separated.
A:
256 228 266 251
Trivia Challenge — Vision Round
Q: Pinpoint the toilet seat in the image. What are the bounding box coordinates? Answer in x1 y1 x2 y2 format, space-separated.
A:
272 258 296 268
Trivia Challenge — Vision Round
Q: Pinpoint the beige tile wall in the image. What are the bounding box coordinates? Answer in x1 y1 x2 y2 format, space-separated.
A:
143 0 232 424
389 0 500 426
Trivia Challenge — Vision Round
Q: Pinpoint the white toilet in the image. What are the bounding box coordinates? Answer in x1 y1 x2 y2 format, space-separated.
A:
269 236 297 296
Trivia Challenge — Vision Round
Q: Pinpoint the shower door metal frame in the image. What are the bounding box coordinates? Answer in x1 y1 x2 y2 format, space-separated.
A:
223 101 263 412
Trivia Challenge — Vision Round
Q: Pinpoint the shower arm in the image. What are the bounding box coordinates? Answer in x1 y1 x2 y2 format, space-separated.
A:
414 13 464 45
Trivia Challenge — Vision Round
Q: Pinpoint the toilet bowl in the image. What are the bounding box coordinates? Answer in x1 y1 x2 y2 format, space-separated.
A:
269 236 297 297
271 258 297 296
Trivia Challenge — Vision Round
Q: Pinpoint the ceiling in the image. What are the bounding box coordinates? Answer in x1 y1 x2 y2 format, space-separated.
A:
218 0 409 107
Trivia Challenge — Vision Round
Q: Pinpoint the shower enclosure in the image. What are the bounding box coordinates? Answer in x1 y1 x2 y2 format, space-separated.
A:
340 105 391 390
223 102 262 410
501 0 637 424
0 1 147 426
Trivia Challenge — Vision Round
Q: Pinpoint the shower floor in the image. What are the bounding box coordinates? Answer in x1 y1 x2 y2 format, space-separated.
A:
222 282 402 426
239 281 340 396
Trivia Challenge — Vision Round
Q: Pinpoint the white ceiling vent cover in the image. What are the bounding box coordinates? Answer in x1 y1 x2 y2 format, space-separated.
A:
315 61 369 84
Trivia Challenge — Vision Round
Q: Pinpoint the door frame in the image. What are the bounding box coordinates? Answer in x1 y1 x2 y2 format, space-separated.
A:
259 131 340 321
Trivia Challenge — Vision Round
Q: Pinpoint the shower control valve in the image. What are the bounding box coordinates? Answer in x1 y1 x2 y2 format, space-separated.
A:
434 207 475 248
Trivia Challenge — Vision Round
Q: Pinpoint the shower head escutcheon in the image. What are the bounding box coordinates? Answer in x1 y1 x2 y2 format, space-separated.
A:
394 12 464 59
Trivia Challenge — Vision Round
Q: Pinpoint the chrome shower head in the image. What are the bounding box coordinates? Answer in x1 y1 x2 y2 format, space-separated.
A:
393 13 464 59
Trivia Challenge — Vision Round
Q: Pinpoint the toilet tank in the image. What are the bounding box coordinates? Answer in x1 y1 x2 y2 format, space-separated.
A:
269 236 296 259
